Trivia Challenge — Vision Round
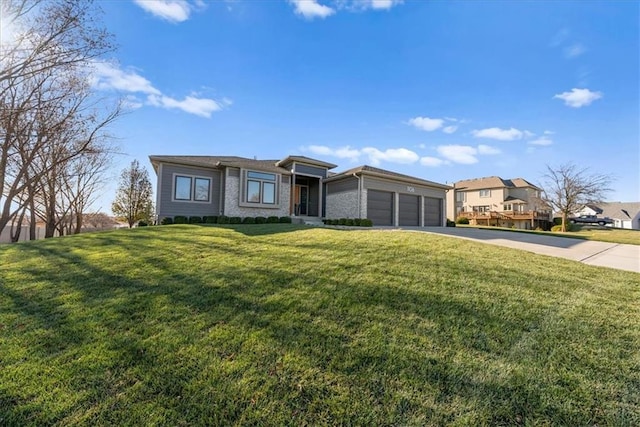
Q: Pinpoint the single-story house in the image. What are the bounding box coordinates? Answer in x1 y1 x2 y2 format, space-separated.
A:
149 155 450 227
577 202 640 230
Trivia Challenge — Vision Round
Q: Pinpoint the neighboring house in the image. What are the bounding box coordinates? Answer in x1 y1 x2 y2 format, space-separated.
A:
446 176 552 229
150 155 450 227
0 220 47 244
577 202 640 229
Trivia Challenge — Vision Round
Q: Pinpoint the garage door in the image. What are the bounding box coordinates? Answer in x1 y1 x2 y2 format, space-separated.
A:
367 190 393 226
399 194 420 226
424 197 442 226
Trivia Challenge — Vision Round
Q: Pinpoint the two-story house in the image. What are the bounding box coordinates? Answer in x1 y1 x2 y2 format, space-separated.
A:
446 176 551 229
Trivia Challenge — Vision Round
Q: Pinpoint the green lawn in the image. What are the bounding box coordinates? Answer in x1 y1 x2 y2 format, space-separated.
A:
1 225 638 426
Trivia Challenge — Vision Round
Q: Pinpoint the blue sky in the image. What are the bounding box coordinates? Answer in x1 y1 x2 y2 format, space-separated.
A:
91 0 638 212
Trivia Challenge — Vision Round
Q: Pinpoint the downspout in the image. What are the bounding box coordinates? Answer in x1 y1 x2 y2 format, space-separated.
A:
353 173 361 218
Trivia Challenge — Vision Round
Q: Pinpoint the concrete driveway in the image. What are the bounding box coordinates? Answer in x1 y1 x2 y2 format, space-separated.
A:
404 227 640 274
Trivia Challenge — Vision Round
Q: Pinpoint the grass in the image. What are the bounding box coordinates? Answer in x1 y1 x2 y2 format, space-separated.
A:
1 224 639 426
458 224 640 245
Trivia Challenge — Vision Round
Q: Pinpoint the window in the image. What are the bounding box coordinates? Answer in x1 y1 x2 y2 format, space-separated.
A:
479 189 491 198
504 204 512 211
456 192 466 202
173 174 211 202
244 170 278 205
174 176 192 201
473 205 491 213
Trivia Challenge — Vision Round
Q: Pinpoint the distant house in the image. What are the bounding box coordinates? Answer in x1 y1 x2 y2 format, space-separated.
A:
149 155 450 227
577 202 640 230
446 176 552 229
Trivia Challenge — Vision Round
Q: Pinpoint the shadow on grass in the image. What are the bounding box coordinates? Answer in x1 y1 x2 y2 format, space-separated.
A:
0 229 634 425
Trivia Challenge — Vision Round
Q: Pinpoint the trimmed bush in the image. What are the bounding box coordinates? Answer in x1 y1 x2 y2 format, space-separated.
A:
242 217 256 224
360 219 373 227
353 218 362 226
138 220 148 227
267 216 279 223
173 216 188 224
551 223 579 232
203 216 218 224
160 217 173 225
553 217 563 226
229 217 242 224
279 216 292 223
217 216 229 224
338 218 347 226
446 219 456 227
456 216 470 225
189 216 203 224
345 219 354 226
255 216 267 224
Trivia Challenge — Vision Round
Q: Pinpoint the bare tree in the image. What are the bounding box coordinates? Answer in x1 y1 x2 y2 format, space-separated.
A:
540 163 614 232
0 0 120 239
112 160 154 228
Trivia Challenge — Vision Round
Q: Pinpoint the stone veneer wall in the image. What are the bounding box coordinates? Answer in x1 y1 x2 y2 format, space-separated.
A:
326 190 360 219
224 175 291 217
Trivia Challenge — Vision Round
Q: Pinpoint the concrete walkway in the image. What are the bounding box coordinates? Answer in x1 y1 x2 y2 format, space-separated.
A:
399 227 640 274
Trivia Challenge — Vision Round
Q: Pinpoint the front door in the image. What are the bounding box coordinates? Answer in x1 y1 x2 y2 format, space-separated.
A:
295 185 309 216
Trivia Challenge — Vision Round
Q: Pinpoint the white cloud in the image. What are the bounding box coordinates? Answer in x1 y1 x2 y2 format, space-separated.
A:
442 125 458 134
553 88 603 108
477 144 501 155
369 0 403 10
91 61 160 95
528 137 553 146
147 94 221 118
408 116 444 132
436 144 500 164
564 43 586 58
471 127 526 141
90 61 225 118
543 130 555 135
419 156 446 167
289 0 335 19
307 145 360 161
133 0 195 23
361 147 419 165
550 28 570 47
436 145 479 164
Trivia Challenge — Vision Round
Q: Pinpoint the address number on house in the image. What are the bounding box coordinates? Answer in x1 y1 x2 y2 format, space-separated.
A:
406 186 415 193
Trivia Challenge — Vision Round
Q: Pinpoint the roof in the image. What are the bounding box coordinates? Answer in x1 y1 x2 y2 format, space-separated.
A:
503 196 527 204
276 155 338 169
590 202 640 220
455 176 541 191
149 155 291 175
325 165 450 189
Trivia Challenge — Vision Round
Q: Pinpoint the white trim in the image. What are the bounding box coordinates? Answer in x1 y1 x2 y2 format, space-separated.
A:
238 168 282 209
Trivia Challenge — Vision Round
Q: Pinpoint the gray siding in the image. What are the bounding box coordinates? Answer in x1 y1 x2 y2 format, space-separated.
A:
158 163 221 218
295 164 328 178
363 176 446 199
327 177 359 194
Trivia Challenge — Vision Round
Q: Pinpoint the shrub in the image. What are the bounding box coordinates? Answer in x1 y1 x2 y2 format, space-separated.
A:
552 223 579 232
446 219 456 227
345 219 354 226
553 217 563 226
267 216 279 223
360 219 373 227
160 217 173 225
456 216 470 225
138 220 148 227
217 215 229 224
189 216 203 224
242 217 256 224
255 216 267 224
229 216 242 224
173 216 188 224
338 218 347 225
279 216 292 223
353 218 362 226
203 216 218 224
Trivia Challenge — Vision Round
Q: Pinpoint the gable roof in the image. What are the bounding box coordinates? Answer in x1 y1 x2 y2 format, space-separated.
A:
326 165 450 189
590 202 640 220
455 176 541 191
149 155 291 175
276 155 337 169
